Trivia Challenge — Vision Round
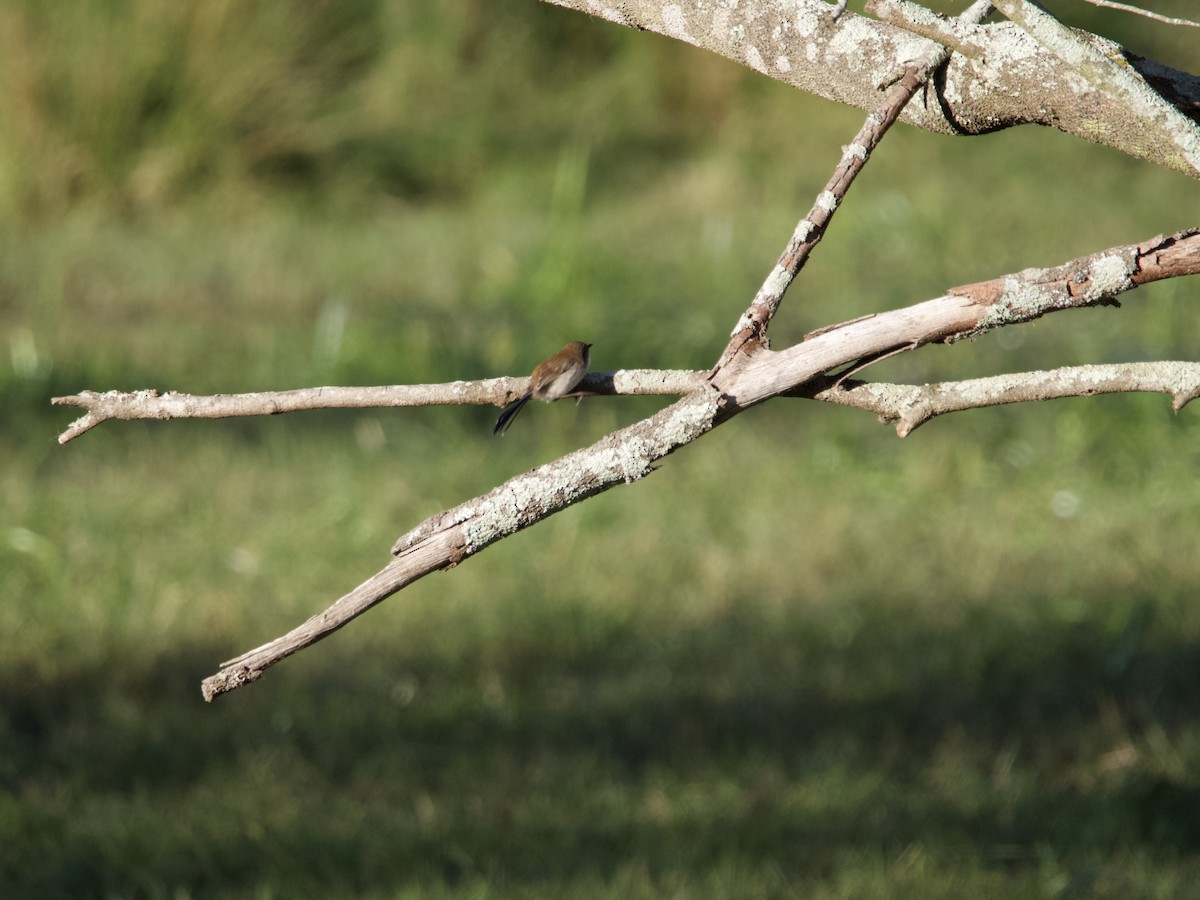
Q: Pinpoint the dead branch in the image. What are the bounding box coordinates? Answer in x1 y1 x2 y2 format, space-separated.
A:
53 353 1200 456
990 0 1198 175
194 225 1198 699
709 0 994 375
200 353 1200 700
1076 0 1200 29
50 370 700 444
711 228 1200 409
201 389 722 700
541 0 1200 179
53 0 1200 698
807 362 1200 436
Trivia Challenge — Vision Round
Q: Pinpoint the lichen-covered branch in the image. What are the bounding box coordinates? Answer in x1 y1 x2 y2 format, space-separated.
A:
201 388 722 700
709 0 994 376
990 0 1200 175
51 369 700 444
54 228 1200 446
1077 0 1200 28
541 0 1200 179
713 228 1200 407
807 362 1200 436
949 228 1200 335
195 225 1197 698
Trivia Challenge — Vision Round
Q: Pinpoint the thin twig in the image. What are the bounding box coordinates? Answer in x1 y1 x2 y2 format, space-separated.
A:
51 370 699 444
54 229 1200 446
710 0 994 376
51 356 1200 455
869 0 994 57
1078 0 1200 28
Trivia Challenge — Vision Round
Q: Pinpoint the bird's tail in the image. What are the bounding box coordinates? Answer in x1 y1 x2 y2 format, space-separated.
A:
493 393 531 435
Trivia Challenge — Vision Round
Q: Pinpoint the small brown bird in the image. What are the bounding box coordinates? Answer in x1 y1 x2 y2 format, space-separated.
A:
494 340 592 435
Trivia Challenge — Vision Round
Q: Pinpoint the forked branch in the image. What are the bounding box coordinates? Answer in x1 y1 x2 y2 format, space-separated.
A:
196 226 1198 699
54 355 1200 452
809 362 1200 437
709 0 994 374
51 370 700 445
202 389 721 700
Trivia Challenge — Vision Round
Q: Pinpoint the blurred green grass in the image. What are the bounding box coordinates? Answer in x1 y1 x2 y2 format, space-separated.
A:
3 0 1200 896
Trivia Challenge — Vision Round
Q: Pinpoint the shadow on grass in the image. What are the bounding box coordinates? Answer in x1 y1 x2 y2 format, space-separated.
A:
4 591 1200 897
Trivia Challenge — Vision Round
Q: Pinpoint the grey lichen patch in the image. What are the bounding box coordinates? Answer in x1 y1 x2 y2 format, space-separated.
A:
661 5 695 42
828 16 890 73
792 3 826 39
655 386 721 446
461 474 550 554
888 383 927 417
1083 253 1134 301
952 23 1044 106
972 274 1057 332
892 0 950 31
729 310 758 338
745 45 768 74
792 219 816 243
956 371 1031 403
1159 361 1200 410
761 263 793 300
843 143 869 162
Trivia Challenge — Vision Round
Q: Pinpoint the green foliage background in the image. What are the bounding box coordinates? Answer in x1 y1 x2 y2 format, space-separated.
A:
2 1 1199 896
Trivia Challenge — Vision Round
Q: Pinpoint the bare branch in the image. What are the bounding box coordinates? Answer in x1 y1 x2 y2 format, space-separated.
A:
870 0 1001 48
542 0 1200 178
195 226 1199 697
806 362 1200 436
203 528 464 700
50 370 700 444
198 357 1200 700
709 1 995 375
55 229 1200 445
1076 0 1200 29
991 0 1200 174
53 352 1200 463
201 388 722 701
714 228 1200 410
947 227 1200 332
